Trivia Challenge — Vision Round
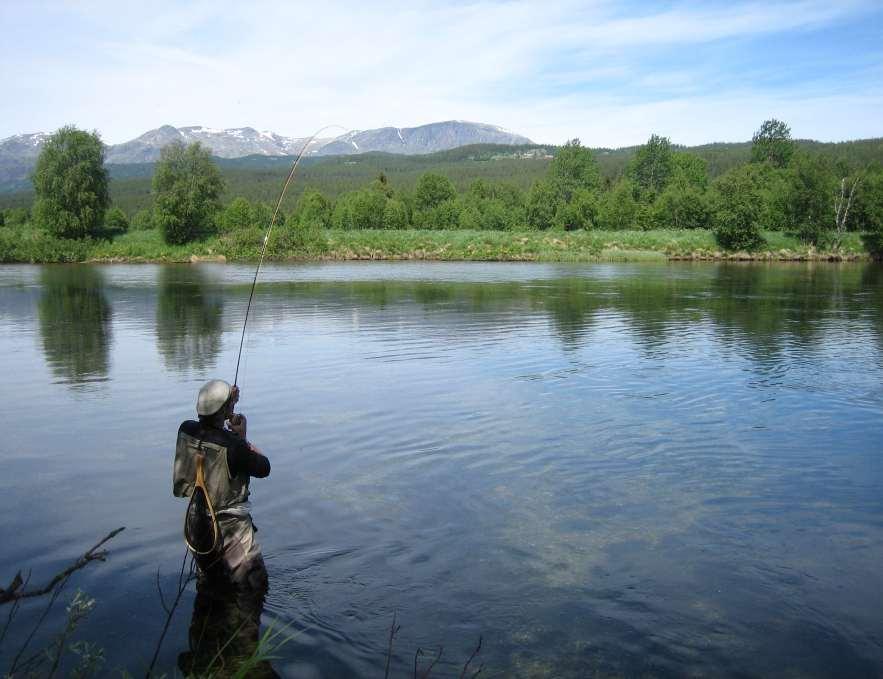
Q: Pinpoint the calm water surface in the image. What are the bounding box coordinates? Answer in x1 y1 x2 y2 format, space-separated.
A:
1 262 882 677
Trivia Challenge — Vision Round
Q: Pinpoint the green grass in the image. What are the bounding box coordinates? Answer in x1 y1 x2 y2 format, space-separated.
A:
0 225 873 264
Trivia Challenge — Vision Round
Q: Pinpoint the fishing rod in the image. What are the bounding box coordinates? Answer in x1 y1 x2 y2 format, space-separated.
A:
232 125 346 390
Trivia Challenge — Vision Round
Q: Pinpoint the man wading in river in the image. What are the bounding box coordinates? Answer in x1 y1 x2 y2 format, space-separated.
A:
173 379 271 589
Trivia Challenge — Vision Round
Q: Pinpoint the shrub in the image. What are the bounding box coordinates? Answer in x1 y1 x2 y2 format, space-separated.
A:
104 207 129 236
554 188 599 231
596 179 638 230
711 167 766 250
653 182 710 230
130 209 154 231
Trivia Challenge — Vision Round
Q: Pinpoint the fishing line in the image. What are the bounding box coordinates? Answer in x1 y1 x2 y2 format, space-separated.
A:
233 125 347 388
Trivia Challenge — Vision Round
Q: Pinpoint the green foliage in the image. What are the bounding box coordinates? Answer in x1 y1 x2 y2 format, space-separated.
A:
783 152 835 245
711 165 767 250
383 198 410 230
548 139 601 199
220 196 254 232
131 208 153 231
751 118 795 168
653 181 710 230
597 179 638 230
855 169 883 256
3 207 31 226
526 180 560 230
672 152 709 189
628 134 674 198
458 179 525 230
32 126 110 239
152 141 224 244
332 190 387 229
554 188 599 231
104 206 129 236
292 189 332 230
414 172 456 212
421 199 460 230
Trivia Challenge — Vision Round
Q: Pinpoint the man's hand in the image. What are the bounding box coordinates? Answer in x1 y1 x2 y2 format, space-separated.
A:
228 413 247 440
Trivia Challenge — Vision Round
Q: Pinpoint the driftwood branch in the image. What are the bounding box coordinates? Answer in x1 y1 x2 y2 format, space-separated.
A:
0 527 125 605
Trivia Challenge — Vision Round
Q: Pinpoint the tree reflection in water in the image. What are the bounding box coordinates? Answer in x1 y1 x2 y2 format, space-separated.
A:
38 266 112 385
156 266 224 373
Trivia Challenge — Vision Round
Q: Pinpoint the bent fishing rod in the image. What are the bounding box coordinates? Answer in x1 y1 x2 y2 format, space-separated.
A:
232 125 346 391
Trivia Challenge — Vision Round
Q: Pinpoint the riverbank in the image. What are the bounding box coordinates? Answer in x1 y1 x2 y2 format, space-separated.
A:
0 227 872 263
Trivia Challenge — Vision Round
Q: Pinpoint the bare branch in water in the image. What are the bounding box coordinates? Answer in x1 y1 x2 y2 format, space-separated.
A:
146 550 196 678
418 646 443 679
384 610 402 679
459 636 483 679
0 527 125 605
386 613 483 679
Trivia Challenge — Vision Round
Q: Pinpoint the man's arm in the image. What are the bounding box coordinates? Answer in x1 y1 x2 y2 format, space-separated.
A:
228 438 271 478
226 415 271 478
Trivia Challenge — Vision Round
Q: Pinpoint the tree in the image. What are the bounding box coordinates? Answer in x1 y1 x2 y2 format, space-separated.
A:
293 190 332 230
548 139 601 200
554 188 598 231
711 165 766 250
596 179 638 230
32 126 109 239
628 134 674 197
331 190 387 229
751 118 795 168
383 198 409 229
219 197 254 232
853 168 883 256
152 141 224 245
783 152 835 245
526 180 560 230
414 173 456 212
672 152 709 190
104 207 129 236
653 181 710 230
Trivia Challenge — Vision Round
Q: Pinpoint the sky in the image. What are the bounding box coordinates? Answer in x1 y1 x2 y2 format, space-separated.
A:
1 0 881 147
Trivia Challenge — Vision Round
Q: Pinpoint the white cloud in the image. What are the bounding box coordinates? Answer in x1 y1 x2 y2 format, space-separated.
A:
0 0 879 146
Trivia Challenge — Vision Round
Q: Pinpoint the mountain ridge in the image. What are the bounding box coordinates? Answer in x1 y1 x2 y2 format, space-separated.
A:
0 120 534 186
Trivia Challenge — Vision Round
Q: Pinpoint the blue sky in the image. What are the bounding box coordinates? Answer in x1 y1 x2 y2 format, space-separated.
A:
1 1 881 146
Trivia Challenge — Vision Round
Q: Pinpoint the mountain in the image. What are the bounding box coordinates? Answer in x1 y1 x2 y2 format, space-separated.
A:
313 121 532 156
0 121 534 189
0 132 50 187
104 125 325 164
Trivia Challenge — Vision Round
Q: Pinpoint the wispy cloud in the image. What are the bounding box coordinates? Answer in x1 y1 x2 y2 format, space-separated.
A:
1 0 880 146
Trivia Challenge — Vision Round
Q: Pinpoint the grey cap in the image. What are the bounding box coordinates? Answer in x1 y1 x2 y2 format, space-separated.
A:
197 379 232 417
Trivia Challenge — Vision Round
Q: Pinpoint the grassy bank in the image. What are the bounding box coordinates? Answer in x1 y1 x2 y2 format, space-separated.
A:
0 227 872 264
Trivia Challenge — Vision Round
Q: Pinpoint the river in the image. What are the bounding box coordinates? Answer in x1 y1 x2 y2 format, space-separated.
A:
1 262 881 677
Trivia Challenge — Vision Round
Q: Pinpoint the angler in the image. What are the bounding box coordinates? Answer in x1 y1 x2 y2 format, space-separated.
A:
173 379 271 590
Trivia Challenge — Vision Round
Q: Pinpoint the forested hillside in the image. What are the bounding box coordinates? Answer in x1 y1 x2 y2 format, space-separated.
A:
2 138 880 216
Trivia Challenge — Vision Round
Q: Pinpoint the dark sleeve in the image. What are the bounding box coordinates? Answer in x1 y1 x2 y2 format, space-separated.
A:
226 437 271 478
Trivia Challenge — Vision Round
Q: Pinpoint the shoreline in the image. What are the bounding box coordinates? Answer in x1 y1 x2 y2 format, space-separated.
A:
1 228 875 264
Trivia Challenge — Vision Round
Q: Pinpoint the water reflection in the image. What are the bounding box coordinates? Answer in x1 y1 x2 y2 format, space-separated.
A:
252 266 882 358
156 266 224 372
38 266 112 385
177 577 277 678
